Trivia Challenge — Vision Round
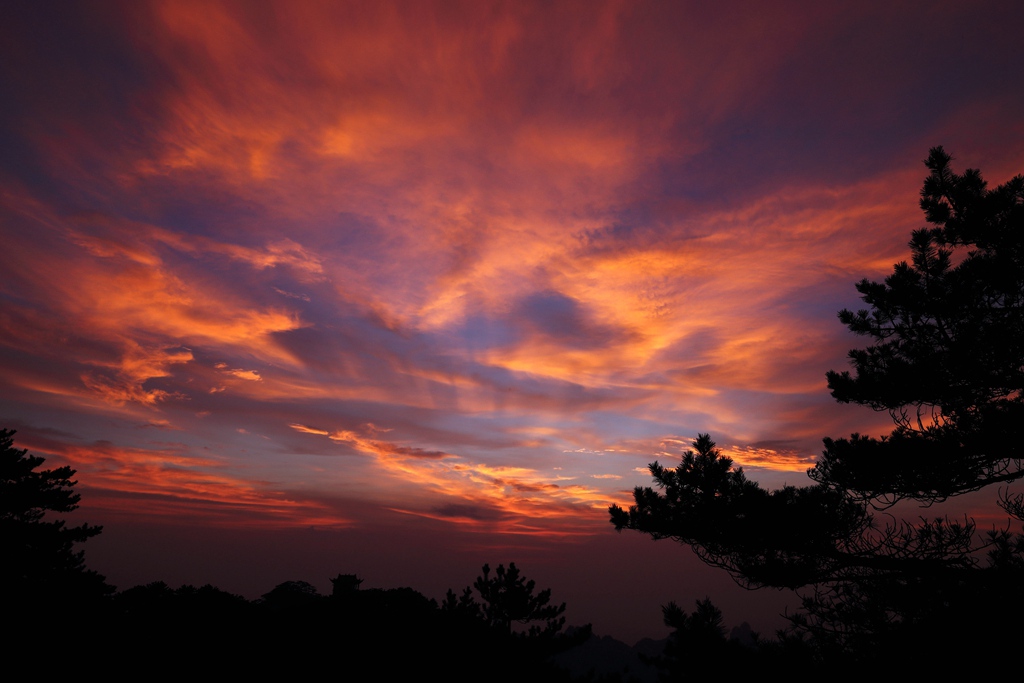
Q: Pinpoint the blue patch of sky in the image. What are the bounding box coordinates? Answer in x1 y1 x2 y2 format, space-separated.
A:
447 311 522 354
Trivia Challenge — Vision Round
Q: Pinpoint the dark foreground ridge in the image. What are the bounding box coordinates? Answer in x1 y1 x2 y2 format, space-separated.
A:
3 425 808 681
2 408 888 682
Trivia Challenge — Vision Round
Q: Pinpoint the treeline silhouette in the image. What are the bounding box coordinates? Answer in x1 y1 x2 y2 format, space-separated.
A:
99 571 586 680
5 426 807 681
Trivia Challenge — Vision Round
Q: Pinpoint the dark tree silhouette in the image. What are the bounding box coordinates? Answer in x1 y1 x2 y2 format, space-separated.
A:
0 428 111 612
260 579 323 607
442 562 590 680
646 599 745 681
330 573 364 595
818 147 1024 504
481 562 564 636
444 562 572 638
610 149 1024 662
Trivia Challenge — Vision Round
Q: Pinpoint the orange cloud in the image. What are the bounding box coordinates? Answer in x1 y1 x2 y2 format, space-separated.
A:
22 434 350 530
81 342 193 406
289 422 610 536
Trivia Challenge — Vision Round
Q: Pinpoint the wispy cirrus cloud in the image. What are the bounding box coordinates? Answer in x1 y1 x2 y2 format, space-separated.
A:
15 428 351 529
288 421 611 536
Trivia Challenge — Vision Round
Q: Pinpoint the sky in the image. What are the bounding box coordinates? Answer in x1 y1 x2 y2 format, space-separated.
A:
2 0 1023 643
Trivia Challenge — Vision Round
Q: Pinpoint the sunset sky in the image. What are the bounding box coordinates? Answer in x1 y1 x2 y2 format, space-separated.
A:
2 1 1023 642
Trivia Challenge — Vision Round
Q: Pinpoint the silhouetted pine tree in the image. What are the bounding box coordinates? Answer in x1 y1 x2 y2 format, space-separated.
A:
610 149 1024 667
